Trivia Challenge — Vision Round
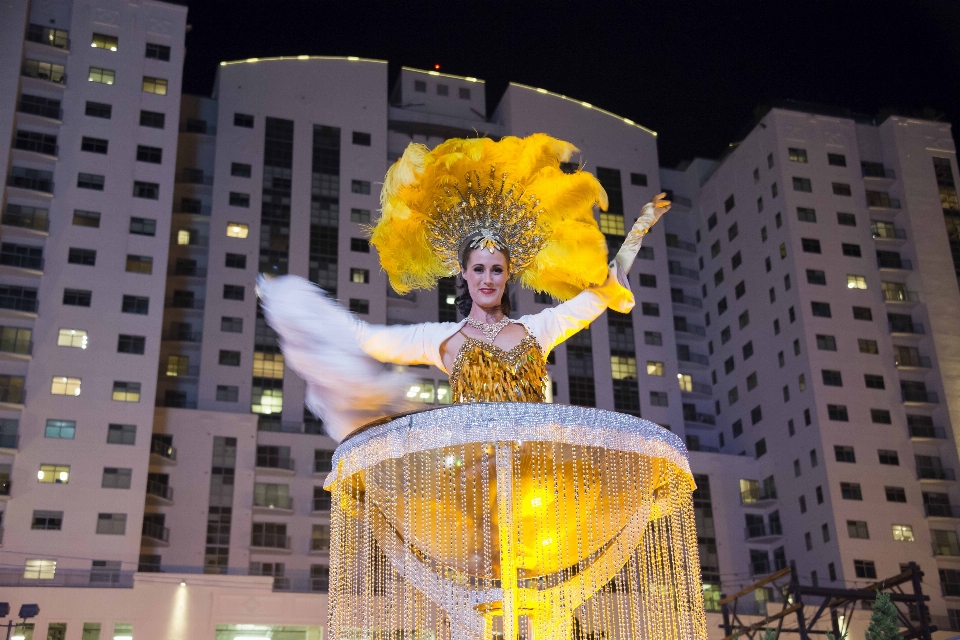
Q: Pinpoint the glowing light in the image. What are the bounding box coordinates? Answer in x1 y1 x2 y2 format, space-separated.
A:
446 295 456 305
246 57 259 63
624 118 634 125
114 636 133 640
12 636 25 640
110 46 117 52
180 581 187 586
581 102 592 108
347 56 360 61
428 71 439 76
434 64 440 70
437 388 447 397
536 88 548 94
59 471 69 481
220 61 226 66
541 537 553 546
465 77 478 83
444 455 456 467
298 55 309 60
37 470 44 480
530 497 542 507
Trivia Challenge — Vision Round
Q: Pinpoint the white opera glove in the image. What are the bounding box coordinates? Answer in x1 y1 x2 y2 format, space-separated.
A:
614 201 660 273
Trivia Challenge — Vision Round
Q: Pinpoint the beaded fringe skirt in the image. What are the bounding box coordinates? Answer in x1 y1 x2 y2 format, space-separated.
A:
324 403 707 640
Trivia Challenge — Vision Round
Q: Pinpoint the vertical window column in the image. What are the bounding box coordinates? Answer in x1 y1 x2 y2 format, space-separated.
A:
933 158 960 291
309 125 341 294
566 328 595 407
596 167 626 255
608 312 641 415
260 118 294 275
205 436 237 573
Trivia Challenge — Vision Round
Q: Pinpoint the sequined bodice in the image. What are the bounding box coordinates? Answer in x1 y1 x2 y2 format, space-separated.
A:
449 332 547 404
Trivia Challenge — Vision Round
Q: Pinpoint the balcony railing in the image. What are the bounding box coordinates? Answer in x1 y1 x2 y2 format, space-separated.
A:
251 532 291 550
674 322 706 337
0 567 134 589
13 137 58 157
682 381 712 395
745 522 783 540
883 289 919 303
25 24 70 50
176 171 213 186
872 225 907 240
896 354 931 368
671 293 703 308
21 62 66 84
684 413 716 426
174 204 212 216
862 165 895 179
7 171 53 194
254 495 293 510
668 263 699 280
150 438 177 461
902 389 938 404
0 387 26 404
918 467 955 481
156 397 198 409
749 560 772 576
678 351 709 366
0 338 31 356
146 481 173 502
257 419 321 434
889 321 924 335
179 122 217 135
162 329 202 342
877 256 912 270
255 456 295 472
0 434 19 449
741 486 777 505
165 297 205 310
2 209 49 231
0 253 44 271
924 503 958 518
910 424 946 439
17 98 62 121
0 295 38 313
142 520 170 543
163 365 200 378
666 237 697 253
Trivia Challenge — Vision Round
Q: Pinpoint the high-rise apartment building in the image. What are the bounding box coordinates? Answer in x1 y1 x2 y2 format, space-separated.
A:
0 1 958 638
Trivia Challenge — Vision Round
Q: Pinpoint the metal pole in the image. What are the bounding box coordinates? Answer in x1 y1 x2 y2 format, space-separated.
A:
721 600 731 640
909 562 933 640
830 609 841 640
791 566 810 640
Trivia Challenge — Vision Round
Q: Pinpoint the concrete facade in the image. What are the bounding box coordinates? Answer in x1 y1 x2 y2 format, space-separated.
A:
1 1 959 639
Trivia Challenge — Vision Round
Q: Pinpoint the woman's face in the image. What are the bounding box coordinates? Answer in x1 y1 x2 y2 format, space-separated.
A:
463 248 509 310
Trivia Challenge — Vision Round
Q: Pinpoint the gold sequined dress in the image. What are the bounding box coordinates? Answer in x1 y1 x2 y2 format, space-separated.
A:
449 326 547 403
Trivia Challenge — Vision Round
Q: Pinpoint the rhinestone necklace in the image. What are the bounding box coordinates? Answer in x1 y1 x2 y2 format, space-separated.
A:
465 315 510 344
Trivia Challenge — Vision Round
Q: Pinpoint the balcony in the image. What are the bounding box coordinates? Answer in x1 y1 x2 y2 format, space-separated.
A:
684 413 716 429
146 480 174 505
918 468 955 482
889 321 924 336
253 495 294 514
174 204 212 216
666 236 697 253
0 567 134 589
741 486 778 508
141 520 170 546
909 425 946 440
255 455 295 476
21 60 66 86
179 121 217 135
0 434 19 452
744 522 783 543
250 532 292 554
677 350 709 367
156 397 198 409
7 168 54 195
883 289 920 304
0 337 32 358
866 192 901 210
162 365 200 378
674 322 706 338
165 297 205 311
0 387 26 405
150 437 177 464
17 97 62 122
668 262 699 281
25 24 70 51
162 329 202 343
924 503 960 518
313 495 332 513
0 479 10 499
896 354 931 369
167 265 208 278
0 252 44 273
2 209 49 232
902 389 939 404
872 224 907 241
176 170 213 186
681 381 712 396
13 136 58 159
877 256 912 271
310 541 330 556
749 560 772 576
671 292 703 309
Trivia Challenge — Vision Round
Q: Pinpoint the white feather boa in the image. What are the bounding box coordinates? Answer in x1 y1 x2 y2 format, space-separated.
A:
257 275 416 442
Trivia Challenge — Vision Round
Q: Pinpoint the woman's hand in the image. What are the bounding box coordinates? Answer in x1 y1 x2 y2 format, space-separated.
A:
613 193 672 274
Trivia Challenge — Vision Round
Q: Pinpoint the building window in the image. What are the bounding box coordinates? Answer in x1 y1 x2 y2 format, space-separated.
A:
117 334 145 354
125 254 153 274
650 391 669 407
827 404 848 421
72 209 101 227
227 222 249 238
641 302 659 317
871 408 892 424
132 181 159 199
797 207 816 222
892 524 914 542
832 182 852 196
350 208 371 223
864 374 885 390
77 173 105 190
816 334 837 350
727 387 738 405
828 153 847 167
644 331 662 346
96 513 127 535
847 274 867 289
728 223 739 241
129 217 156 237
852 306 872 321
145 43 171 61
349 298 369 315
38 464 70 483
112 381 140 402
81 136 109 154
121 295 149 315
834 445 855 463
879 449 900 466
219 350 241 366
23 559 57 580
811 301 831 317
638 274 657 288
51 376 81 396
68 248 96 266
91 32 118 50
630 172 648 186
734 281 746 299
234 113 254 128
732 419 743 437
229 192 250 207
822 370 843 387
225 253 246 269
350 268 370 284
352 131 371 146
350 238 370 253
755 438 767 458
841 482 863 500
792 177 812 192
223 285 245 301
221 317 243 333
31 510 63 530
101 467 132 489
107 424 136 445
351 180 371 195
789 148 808 163
136 145 162 164
437 84 449 96
854 560 877 579
140 110 165 128
801 238 821 253
88 66 115 84
837 212 856 226
252 352 284 378
600 212 626 235
231 162 252 177
216 385 239 402
45 419 75 439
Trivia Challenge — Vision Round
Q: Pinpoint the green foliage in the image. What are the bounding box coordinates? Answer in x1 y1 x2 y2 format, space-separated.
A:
865 591 902 640
759 629 778 640
826 632 848 640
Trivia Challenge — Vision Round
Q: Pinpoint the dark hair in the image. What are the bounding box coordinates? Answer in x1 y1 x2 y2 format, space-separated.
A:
455 244 511 317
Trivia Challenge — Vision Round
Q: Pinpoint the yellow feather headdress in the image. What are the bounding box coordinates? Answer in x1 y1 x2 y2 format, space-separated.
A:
371 134 611 301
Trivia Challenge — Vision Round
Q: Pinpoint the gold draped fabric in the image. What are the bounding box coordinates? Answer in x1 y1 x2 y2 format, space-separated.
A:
450 333 547 404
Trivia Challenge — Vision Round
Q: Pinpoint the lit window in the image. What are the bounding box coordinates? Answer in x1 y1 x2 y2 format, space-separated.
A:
141 76 167 95
892 524 914 542
437 381 452 405
57 328 88 349
847 275 867 289
251 387 283 414
610 356 638 380
38 464 70 483
112 381 141 402
405 379 436 403
227 222 249 239
24 559 56 580
600 213 625 235
165 355 190 376
51 376 81 396
176 229 191 245
350 268 369 284
91 33 118 51
252 352 284 378
678 373 693 392
88 66 115 84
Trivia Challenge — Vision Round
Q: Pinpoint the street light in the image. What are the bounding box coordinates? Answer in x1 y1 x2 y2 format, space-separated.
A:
0 603 40 640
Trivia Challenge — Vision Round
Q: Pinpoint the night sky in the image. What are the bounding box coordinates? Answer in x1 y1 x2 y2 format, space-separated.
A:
177 1 960 167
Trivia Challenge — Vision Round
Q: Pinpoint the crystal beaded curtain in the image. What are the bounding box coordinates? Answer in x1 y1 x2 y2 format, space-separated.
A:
325 404 707 640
